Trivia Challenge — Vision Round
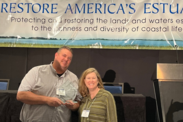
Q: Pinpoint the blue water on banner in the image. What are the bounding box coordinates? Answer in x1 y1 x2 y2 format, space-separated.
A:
0 39 179 47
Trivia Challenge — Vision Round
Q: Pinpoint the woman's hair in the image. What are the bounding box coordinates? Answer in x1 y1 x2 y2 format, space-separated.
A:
79 68 104 97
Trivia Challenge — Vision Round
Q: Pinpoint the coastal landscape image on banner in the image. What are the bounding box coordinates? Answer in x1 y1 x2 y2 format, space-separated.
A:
1 0 183 50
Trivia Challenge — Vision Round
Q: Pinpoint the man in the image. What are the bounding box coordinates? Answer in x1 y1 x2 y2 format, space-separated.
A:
17 46 81 122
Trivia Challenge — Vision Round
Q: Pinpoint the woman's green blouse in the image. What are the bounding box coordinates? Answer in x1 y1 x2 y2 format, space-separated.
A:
78 89 118 122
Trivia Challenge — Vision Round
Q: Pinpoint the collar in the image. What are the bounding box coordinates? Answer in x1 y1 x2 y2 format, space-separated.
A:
49 61 68 77
83 89 103 102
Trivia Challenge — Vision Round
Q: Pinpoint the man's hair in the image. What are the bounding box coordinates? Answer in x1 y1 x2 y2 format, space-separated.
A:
57 46 73 54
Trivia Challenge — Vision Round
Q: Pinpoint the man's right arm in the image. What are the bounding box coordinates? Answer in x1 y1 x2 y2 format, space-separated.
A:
17 91 63 107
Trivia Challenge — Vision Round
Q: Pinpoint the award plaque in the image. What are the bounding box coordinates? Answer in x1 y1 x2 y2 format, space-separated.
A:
57 80 77 103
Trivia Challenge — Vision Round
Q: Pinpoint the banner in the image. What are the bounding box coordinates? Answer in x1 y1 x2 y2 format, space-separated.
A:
0 0 183 49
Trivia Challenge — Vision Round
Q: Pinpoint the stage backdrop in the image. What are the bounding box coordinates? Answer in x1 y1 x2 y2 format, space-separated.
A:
0 0 183 49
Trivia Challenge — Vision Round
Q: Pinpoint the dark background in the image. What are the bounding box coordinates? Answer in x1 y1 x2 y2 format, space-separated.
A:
0 47 182 98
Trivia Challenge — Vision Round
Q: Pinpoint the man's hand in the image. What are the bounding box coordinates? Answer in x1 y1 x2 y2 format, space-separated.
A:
65 100 80 111
65 100 75 109
46 97 64 107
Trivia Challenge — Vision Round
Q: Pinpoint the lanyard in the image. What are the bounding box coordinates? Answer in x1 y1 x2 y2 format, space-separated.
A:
84 97 96 110
81 97 96 118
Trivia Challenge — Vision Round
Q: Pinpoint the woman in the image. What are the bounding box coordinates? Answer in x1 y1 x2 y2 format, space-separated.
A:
78 68 117 122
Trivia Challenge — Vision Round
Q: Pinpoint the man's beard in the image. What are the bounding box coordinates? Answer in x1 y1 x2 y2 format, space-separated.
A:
55 60 67 72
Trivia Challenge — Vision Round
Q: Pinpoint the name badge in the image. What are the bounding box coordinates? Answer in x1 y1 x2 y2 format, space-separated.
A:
81 110 90 117
56 88 65 96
